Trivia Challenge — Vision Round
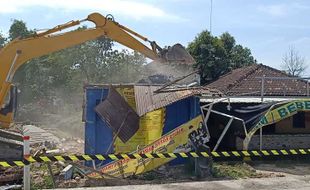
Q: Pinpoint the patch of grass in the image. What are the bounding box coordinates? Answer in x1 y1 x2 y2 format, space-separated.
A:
30 164 60 189
211 162 258 179
31 175 54 190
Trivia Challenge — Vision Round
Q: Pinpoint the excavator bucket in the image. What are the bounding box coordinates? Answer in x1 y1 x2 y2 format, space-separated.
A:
161 44 195 65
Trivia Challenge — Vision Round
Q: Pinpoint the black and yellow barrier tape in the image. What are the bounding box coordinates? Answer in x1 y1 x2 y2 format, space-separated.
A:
1 148 310 167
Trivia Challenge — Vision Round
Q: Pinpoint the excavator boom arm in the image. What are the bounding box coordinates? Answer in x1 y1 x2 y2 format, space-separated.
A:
0 12 161 127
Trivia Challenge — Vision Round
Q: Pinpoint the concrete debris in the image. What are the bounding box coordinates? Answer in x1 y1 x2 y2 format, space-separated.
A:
0 184 22 190
0 167 23 186
23 125 60 145
59 165 74 180
143 61 198 85
163 44 195 65
57 137 84 154
138 74 171 84
20 124 84 154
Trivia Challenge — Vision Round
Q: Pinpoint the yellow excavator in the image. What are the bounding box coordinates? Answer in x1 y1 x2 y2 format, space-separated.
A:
0 12 194 129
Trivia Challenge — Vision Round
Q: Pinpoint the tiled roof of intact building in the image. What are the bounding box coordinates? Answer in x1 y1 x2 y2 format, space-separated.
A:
206 64 309 97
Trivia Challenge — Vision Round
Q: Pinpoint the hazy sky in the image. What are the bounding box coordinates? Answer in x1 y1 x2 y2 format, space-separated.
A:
0 0 309 74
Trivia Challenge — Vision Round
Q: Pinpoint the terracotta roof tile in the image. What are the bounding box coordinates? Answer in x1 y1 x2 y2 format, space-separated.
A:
206 64 309 96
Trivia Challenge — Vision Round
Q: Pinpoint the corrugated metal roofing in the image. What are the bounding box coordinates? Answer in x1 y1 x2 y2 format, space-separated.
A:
84 84 222 116
134 86 221 116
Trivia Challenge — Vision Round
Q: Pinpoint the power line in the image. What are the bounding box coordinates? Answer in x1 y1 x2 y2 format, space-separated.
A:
210 0 213 34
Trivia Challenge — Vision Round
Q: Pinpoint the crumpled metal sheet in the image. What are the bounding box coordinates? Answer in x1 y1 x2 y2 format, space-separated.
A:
134 86 222 116
95 87 139 143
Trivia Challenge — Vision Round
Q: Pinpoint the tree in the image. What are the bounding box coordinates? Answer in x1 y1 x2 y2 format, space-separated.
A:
9 19 34 40
6 19 146 106
8 20 38 103
220 32 235 53
188 30 256 84
0 32 6 48
188 30 228 84
230 45 256 69
282 46 307 77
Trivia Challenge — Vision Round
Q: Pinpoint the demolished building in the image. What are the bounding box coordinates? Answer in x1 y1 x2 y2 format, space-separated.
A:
202 64 310 151
83 84 221 177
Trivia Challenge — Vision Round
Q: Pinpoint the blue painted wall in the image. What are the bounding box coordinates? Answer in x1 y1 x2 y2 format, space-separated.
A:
163 96 201 164
84 87 201 166
84 88 113 166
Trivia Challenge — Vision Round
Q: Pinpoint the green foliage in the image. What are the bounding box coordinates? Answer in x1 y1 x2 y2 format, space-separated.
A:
6 19 146 106
0 32 6 48
230 45 256 69
211 162 258 179
9 19 34 40
31 164 59 189
188 30 256 84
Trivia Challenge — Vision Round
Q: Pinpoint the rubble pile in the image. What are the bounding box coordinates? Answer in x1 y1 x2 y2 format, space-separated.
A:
0 167 23 186
57 137 84 154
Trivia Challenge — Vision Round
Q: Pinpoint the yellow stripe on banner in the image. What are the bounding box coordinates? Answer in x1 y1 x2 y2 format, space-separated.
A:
179 153 188 158
68 155 79 161
271 150 279 155
201 152 210 157
261 150 269 156
119 154 129 159
133 153 142 159
13 161 25 167
251 151 260 156
280 150 288 155
95 155 105 161
157 153 166 158
242 151 250 156
26 156 37 163
222 152 230 157
290 150 298 155
211 152 220 157
108 155 118 160
299 149 307 155
82 155 92 161
0 162 11 167
145 153 154 159
40 156 51 162
168 153 177 158
232 151 240 156
54 156 65 161
190 152 199 158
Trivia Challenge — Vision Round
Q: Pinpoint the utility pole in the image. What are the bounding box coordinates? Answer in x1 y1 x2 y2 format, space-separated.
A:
210 0 213 34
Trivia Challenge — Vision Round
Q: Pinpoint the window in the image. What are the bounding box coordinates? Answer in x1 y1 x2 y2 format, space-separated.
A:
293 112 305 128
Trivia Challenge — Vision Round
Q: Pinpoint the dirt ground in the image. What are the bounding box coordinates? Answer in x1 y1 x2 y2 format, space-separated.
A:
51 160 310 189
251 160 310 176
54 175 310 190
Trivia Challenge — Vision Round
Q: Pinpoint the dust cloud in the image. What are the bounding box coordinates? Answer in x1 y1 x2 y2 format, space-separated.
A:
15 44 198 139
142 60 198 85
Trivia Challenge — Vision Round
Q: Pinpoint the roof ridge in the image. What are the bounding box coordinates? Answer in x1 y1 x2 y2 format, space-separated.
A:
259 64 288 76
259 64 309 84
226 64 260 90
